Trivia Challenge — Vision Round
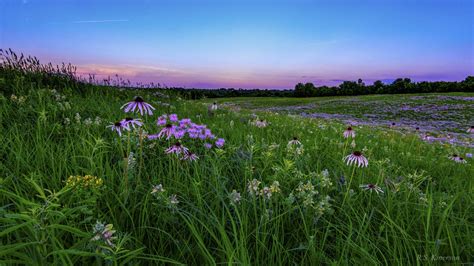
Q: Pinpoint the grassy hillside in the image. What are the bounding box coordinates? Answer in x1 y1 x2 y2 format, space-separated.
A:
1 72 473 264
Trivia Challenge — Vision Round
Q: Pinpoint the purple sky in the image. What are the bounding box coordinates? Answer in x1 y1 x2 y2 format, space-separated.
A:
1 0 473 88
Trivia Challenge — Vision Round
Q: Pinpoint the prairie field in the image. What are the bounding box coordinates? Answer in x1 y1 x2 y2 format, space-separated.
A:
3 0 473 264
1 74 473 265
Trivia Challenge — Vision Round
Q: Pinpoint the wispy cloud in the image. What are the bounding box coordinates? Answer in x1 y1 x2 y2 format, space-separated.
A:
71 19 129 24
76 64 185 77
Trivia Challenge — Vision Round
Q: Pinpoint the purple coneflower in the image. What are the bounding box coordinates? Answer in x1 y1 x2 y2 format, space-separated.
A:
344 151 368 167
182 151 199 161
107 121 129 136
415 127 420 131
157 115 167 126
359 183 384 194
448 154 459 161
158 124 176 139
288 137 301 146
121 96 155 116
215 138 225 148
450 154 467 164
390 122 396 128
165 142 189 155
254 119 268 128
343 126 355 138
122 117 143 129
467 126 474 133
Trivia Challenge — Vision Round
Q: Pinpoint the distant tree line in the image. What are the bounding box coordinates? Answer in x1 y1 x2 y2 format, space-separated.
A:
161 77 473 99
293 77 474 97
168 87 294 99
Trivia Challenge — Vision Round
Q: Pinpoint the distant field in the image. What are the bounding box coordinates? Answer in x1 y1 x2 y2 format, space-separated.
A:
205 93 474 146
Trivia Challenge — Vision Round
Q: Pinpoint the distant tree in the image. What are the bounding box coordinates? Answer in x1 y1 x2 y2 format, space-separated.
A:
304 82 316 97
373 80 384 93
294 83 305 97
339 81 358 95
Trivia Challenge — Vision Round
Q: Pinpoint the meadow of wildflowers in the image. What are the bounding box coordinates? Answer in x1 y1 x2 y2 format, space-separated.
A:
1 59 473 264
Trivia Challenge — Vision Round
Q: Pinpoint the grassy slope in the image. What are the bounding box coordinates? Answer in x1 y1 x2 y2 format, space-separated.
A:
1 84 473 264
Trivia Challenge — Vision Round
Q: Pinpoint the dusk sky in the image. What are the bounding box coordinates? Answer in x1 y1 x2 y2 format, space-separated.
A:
1 0 473 89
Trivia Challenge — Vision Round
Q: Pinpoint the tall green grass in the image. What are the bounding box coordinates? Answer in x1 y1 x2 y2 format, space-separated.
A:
1 67 473 265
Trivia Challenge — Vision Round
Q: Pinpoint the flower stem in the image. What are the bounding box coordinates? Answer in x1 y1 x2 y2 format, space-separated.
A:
342 166 356 206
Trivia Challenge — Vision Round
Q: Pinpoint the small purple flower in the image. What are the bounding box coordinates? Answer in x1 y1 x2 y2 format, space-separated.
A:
107 121 129 136
187 128 199 139
169 114 178 122
204 129 215 139
173 129 186 139
121 96 155 116
165 142 189 155
215 138 225 148
466 153 473 158
204 143 213 149
344 151 368 167
157 115 167 126
121 117 143 129
179 118 192 127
